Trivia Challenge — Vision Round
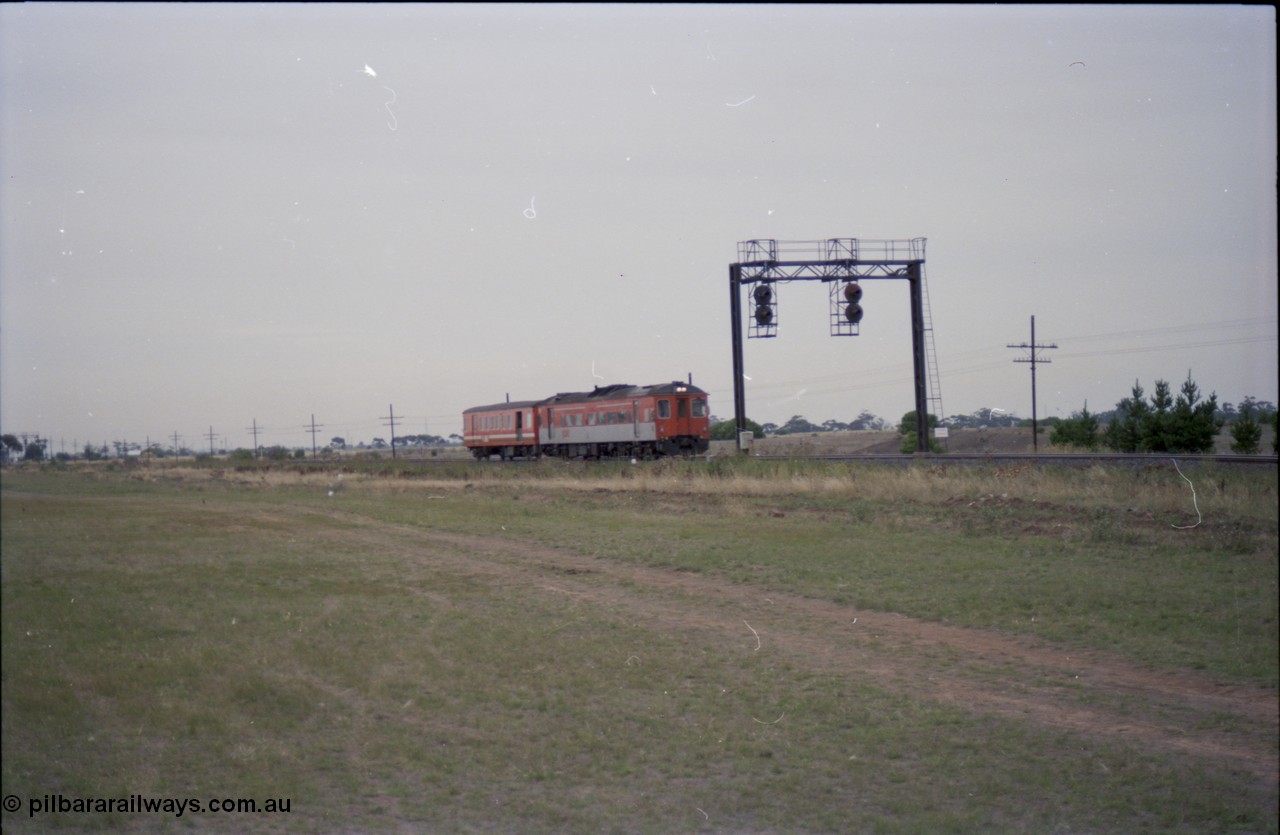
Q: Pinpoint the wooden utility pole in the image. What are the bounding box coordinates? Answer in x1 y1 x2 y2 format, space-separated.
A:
204 426 217 456
381 405 399 459
246 419 261 458
305 414 324 458
1008 315 1057 452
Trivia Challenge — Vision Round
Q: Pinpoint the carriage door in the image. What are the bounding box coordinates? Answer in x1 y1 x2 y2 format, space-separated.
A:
633 400 640 438
515 410 523 443
674 396 691 437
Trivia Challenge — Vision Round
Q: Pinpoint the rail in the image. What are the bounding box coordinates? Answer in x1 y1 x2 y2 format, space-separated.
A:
743 452 1278 468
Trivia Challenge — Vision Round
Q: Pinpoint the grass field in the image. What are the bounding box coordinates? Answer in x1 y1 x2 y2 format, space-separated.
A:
2 458 1277 833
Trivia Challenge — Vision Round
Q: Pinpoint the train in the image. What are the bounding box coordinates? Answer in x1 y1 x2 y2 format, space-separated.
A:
463 381 711 460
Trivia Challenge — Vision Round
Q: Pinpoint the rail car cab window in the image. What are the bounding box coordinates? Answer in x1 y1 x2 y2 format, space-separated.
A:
677 399 688 419
692 399 707 418
657 400 671 419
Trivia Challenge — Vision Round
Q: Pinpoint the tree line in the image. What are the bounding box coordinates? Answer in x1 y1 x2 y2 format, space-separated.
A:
1051 378 1275 455
708 372 1277 455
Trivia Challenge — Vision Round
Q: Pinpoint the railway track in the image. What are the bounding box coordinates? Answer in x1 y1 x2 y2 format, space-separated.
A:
277 451 1275 469
746 452 1278 467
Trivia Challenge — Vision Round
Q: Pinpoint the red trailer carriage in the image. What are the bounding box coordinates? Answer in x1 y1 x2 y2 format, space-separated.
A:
461 400 540 460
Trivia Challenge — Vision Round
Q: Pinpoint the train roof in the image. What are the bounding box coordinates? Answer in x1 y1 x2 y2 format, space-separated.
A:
462 400 541 414
464 382 707 413
542 381 708 405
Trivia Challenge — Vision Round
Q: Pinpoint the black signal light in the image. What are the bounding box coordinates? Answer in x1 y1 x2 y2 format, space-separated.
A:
843 282 863 324
753 283 775 325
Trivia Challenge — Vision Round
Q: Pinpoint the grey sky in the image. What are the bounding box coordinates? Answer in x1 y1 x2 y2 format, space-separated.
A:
2 3 1275 451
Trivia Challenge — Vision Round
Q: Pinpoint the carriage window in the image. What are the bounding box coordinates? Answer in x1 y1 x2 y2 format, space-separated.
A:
657 400 670 419
692 399 707 418
677 399 687 418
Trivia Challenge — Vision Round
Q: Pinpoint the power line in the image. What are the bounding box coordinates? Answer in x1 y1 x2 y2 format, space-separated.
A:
1058 334 1276 360
1055 316 1276 346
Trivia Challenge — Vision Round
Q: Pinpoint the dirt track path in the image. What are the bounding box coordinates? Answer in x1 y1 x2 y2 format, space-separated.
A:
310 507 1279 791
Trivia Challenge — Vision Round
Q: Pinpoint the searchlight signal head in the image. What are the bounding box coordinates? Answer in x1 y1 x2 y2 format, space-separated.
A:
753 283 775 326
843 281 863 324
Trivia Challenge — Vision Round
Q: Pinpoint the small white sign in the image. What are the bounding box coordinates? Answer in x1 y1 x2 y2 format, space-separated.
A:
934 428 949 438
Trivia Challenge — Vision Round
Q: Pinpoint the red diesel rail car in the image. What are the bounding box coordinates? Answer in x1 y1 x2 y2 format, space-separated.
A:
463 381 710 460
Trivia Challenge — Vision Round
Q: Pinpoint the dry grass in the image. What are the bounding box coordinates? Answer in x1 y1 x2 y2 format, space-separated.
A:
88 455 1274 526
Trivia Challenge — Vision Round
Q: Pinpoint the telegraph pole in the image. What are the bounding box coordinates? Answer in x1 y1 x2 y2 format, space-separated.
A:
381 404 399 459
1007 315 1057 452
204 426 217 457
170 431 182 456
246 419 261 458
305 414 324 458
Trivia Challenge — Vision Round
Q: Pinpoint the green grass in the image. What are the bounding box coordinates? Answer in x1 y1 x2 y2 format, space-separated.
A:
2 464 1277 832
340 473 1277 686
